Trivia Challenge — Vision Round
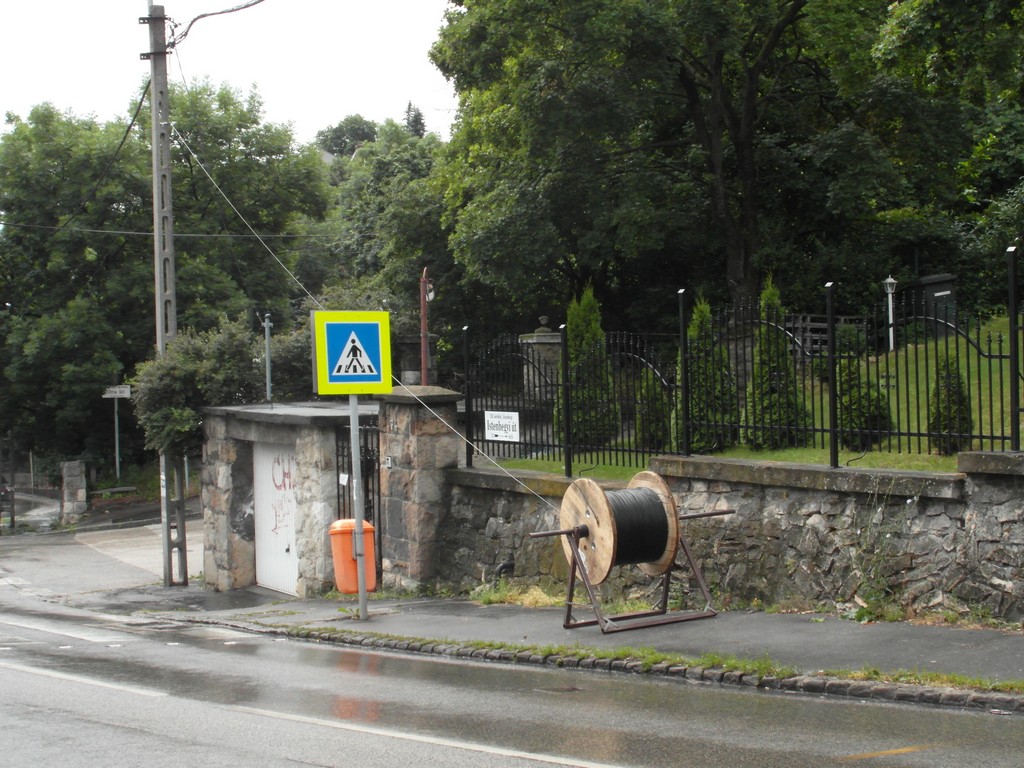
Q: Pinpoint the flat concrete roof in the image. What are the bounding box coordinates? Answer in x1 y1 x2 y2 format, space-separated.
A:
205 401 380 426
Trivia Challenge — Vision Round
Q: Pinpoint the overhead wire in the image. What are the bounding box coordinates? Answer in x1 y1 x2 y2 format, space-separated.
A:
168 0 268 49
167 122 325 311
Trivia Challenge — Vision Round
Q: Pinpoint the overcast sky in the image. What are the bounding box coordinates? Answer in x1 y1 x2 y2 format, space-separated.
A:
0 0 459 142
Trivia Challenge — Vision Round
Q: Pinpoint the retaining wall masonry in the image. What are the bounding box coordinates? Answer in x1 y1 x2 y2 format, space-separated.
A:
436 453 1024 621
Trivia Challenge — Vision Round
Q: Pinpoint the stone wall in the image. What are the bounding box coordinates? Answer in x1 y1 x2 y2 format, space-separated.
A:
432 454 1024 621
199 396 1024 620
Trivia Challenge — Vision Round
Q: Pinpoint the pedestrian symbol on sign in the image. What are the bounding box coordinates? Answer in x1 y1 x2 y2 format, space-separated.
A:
333 331 377 376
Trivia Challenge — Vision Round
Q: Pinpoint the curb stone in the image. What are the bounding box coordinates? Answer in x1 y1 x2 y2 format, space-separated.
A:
167 614 1024 716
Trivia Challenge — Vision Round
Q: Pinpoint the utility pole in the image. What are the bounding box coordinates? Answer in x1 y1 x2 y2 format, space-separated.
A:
142 4 187 586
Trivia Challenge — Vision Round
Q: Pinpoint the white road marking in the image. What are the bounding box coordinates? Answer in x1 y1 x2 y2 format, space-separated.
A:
0 616 130 643
230 705 621 768
0 660 167 697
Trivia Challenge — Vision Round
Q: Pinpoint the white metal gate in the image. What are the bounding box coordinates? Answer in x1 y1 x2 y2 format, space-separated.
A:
253 442 299 595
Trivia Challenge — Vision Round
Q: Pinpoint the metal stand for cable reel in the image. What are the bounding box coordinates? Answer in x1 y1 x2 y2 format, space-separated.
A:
530 471 733 634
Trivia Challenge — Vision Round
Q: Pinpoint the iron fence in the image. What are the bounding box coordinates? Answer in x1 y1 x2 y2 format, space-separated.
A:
462 288 1020 476
336 418 381 574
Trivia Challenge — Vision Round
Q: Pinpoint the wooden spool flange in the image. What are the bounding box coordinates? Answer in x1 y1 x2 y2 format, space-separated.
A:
558 471 679 585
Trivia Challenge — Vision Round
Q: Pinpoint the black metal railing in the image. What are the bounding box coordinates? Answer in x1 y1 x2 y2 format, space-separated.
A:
462 283 1020 475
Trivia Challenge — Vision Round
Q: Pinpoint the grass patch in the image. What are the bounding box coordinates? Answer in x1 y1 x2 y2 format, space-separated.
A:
497 446 957 481
471 579 563 608
696 651 798 680
837 665 1024 696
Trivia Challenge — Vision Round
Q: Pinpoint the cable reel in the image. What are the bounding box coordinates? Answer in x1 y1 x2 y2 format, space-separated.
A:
532 470 728 634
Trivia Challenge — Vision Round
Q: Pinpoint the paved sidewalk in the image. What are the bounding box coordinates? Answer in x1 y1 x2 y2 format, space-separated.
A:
2 506 1023 715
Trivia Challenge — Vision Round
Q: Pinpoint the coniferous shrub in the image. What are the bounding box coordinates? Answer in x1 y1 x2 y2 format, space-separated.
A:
554 285 620 447
927 352 973 455
835 351 893 450
672 296 739 453
744 277 812 450
634 366 671 450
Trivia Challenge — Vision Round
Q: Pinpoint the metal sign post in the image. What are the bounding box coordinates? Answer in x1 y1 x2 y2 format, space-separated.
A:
102 385 132 481
311 311 392 620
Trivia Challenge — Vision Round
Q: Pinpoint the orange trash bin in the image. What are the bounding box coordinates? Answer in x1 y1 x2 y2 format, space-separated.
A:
329 519 377 594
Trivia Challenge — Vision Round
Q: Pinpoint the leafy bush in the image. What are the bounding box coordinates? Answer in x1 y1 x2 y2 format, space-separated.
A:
928 352 973 455
131 317 264 457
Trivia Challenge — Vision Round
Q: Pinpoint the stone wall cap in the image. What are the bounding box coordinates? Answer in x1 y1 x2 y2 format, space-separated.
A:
958 451 1024 476
650 454 964 500
381 386 463 405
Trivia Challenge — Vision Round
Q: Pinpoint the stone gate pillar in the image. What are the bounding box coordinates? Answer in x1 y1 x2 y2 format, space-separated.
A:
378 386 462 590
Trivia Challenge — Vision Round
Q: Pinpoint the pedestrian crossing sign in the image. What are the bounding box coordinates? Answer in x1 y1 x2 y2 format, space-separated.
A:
311 311 392 394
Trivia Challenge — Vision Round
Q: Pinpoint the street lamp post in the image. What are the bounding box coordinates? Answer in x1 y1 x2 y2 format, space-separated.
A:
883 275 897 352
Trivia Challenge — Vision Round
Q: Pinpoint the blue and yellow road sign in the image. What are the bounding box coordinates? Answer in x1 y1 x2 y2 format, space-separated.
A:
311 311 392 394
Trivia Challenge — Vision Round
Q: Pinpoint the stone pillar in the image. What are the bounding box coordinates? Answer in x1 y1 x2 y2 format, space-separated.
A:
519 317 562 403
379 386 462 590
59 460 88 526
202 414 256 591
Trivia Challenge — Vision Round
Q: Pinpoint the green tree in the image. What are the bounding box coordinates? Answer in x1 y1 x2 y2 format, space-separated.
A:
744 277 811 450
927 352 973 456
835 346 893 451
433 0 843 310
554 285 620 447
131 317 263 457
673 296 739 453
164 81 330 330
432 0 701 323
0 83 330 464
315 114 378 157
404 102 426 138
306 119 511 368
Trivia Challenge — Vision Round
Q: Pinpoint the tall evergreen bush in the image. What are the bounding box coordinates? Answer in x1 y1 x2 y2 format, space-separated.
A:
634 367 671 450
835 349 893 450
928 352 973 455
554 285 620 447
744 277 811 450
672 296 739 453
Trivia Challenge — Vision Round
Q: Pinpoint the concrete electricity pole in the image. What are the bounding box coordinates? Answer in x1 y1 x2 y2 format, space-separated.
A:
142 3 188 586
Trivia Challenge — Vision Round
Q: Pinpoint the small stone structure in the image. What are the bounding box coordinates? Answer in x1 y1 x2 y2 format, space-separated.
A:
59 460 89 526
202 402 371 597
202 390 465 597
